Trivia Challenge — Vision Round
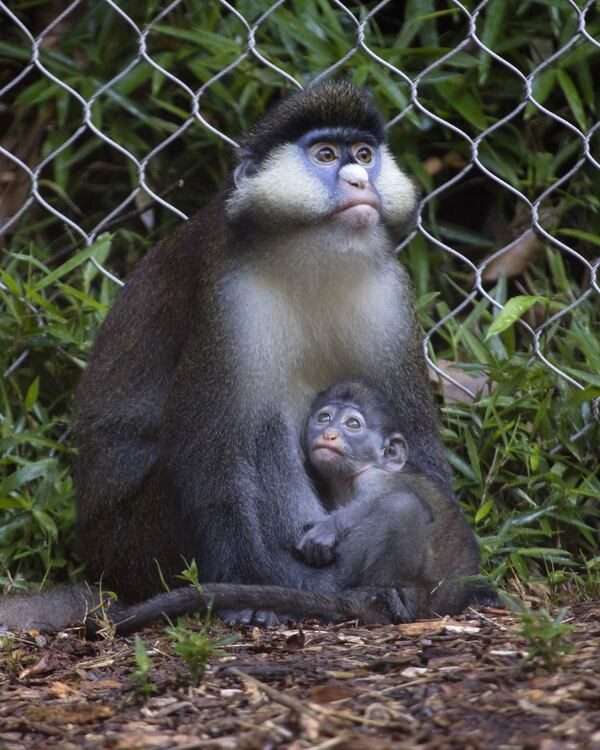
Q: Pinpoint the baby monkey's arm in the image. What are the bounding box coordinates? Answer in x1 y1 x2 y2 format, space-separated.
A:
297 499 382 568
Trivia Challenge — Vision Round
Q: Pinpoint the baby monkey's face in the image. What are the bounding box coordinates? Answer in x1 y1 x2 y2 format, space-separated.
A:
304 401 382 480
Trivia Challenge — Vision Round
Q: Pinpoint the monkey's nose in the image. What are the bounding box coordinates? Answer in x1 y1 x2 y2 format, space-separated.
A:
323 428 341 440
339 163 369 189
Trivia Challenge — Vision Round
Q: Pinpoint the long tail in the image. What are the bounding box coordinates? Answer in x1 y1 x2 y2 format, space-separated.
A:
0 583 402 636
105 584 396 636
0 585 99 632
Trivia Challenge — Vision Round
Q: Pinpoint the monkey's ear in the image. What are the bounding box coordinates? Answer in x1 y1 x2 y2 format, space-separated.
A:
234 150 259 187
382 433 408 472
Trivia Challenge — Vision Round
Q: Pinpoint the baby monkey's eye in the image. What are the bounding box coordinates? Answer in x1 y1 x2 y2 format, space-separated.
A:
353 144 374 164
312 144 338 164
344 417 362 430
317 411 332 423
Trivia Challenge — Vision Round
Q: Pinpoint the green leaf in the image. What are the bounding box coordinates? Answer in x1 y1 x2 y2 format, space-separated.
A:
557 228 600 248
573 387 600 404
0 460 56 496
526 69 556 119
135 635 151 672
446 451 477 481
478 0 508 84
485 296 547 339
32 508 58 539
556 69 587 131
434 79 489 130
32 235 113 292
25 378 40 411
475 499 494 523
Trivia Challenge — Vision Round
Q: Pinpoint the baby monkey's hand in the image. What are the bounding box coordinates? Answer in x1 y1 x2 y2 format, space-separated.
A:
297 517 338 567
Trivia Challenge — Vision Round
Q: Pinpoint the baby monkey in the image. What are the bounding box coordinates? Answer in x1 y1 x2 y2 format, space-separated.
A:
298 381 421 568
296 381 481 619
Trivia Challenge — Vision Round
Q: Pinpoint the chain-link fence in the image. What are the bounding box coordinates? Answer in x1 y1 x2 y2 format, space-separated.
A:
1 1 599 581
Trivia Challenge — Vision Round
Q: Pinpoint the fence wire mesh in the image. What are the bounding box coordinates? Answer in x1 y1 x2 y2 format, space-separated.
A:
1 0 599 449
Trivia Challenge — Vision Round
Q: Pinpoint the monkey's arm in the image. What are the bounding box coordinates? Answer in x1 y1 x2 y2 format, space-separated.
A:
385 301 453 496
297 490 431 569
296 499 378 568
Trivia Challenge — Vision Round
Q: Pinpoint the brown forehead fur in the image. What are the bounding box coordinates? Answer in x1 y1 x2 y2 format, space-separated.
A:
238 81 386 164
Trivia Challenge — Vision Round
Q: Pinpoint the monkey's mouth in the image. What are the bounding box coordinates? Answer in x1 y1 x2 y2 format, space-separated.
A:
333 198 379 215
312 443 346 458
330 200 380 230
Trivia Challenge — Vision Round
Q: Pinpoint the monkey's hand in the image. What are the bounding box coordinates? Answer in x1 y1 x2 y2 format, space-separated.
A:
296 518 338 567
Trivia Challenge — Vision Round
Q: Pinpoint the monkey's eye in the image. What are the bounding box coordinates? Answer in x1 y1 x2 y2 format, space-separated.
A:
353 144 374 165
344 417 362 430
317 411 332 424
311 144 338 164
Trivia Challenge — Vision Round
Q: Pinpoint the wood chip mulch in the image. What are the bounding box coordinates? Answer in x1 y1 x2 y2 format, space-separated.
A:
1 601 599 750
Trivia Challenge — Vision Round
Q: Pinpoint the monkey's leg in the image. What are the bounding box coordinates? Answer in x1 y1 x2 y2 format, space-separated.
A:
333 493 433 621
0 584 396 635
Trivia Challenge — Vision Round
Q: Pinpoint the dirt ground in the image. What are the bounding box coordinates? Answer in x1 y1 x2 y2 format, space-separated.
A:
1 601 599 750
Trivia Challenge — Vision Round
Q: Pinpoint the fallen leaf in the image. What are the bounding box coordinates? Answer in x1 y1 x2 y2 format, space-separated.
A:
429 361 491 403
26 703 113 724
79 678 123 693
400 667 428 678
18 653 55 680
482 229 541 281
49 681 76 698
336 634 365 645
309 681 357 704
396 618 476 636
444 624 481 634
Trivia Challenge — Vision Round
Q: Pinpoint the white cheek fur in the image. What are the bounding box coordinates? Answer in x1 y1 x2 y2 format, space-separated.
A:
226 143 330 223
228 142 416 232
376 146 417 226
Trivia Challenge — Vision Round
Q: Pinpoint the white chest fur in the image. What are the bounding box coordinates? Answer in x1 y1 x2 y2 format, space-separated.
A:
221 257 410 423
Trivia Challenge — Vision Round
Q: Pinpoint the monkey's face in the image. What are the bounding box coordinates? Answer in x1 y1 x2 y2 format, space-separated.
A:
226 127 415 243
304 399 407 482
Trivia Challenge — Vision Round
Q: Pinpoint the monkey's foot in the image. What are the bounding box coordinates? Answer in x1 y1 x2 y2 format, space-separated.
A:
378 587 417 624
216 608 285 628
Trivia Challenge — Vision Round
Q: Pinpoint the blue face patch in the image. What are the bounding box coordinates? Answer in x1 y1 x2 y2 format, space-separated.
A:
306 402 383 471
296 127 383 204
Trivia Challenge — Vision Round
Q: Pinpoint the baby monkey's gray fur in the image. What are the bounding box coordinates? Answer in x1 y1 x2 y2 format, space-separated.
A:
297 381 481 619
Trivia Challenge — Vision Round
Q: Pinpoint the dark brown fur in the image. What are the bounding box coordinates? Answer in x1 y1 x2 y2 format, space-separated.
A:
239 81 385 165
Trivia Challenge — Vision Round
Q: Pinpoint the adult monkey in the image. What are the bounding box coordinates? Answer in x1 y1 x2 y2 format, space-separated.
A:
72 82 472 623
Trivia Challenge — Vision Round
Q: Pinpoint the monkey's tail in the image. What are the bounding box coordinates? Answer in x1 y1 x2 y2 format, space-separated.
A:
102 584 397 637
0 585 101 633
0 583 400 637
